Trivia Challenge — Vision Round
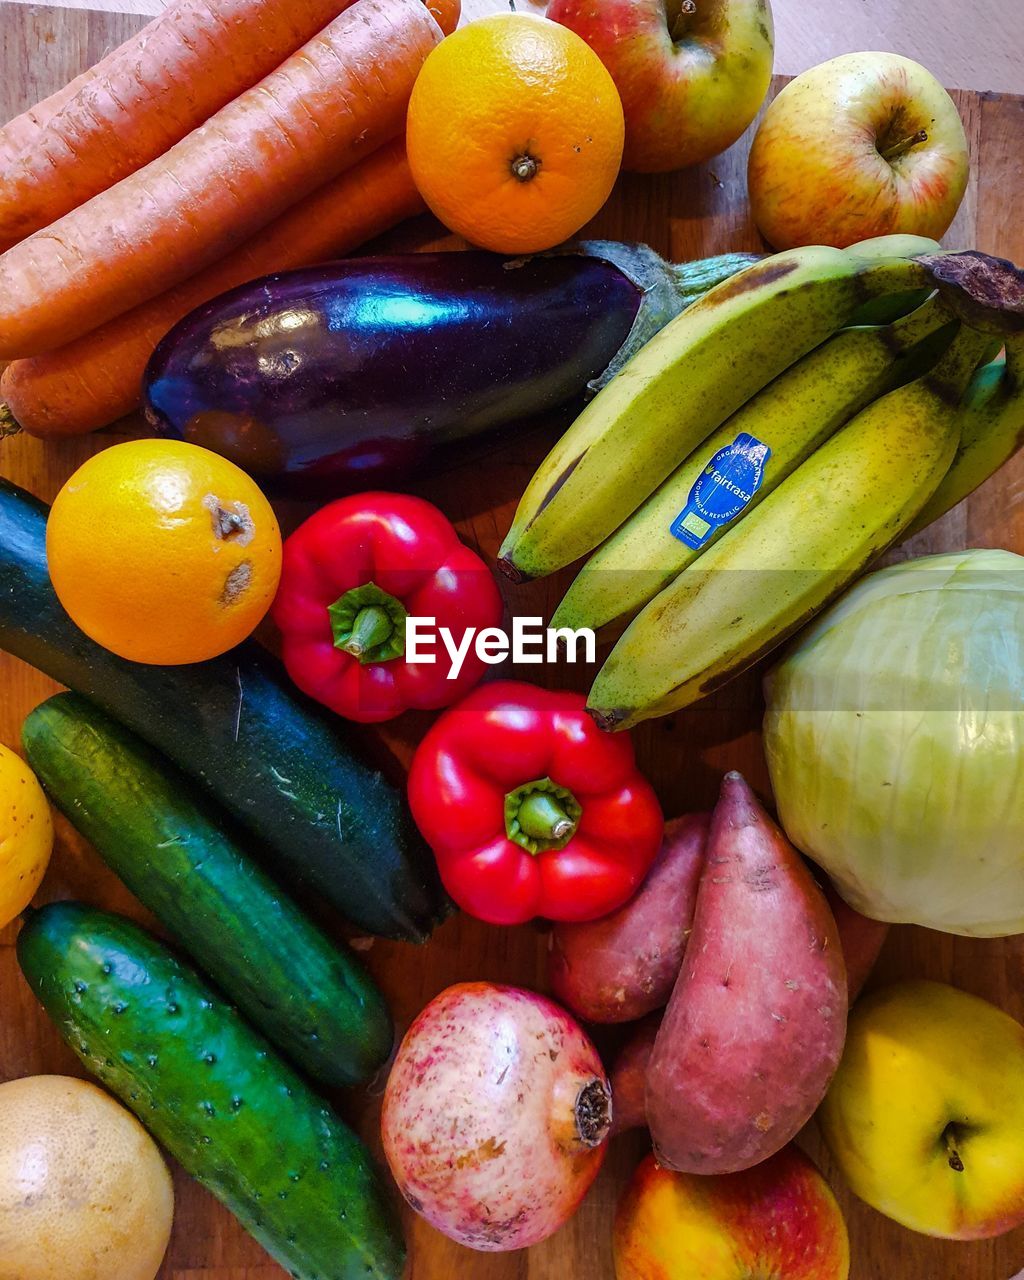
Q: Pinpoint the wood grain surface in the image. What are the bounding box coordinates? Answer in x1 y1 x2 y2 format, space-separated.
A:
2 4 1024 1278
5 0 1023 95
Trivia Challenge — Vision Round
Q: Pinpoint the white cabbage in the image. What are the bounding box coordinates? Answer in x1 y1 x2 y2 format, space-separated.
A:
764 549 1024 937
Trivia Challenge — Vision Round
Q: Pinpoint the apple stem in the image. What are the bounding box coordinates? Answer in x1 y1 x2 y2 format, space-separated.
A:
665 0 696 41
879 128 929 163
943 1125 965 1173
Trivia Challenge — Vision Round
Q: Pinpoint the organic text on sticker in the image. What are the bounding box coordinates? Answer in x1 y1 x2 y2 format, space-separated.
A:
670 432 771 549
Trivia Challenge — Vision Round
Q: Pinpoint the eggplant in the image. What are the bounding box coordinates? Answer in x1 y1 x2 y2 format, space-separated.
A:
143 242 757 490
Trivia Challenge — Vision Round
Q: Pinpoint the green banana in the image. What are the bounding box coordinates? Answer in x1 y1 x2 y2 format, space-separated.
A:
550 295 958 635
498 244 930 582
907 333 1024 534
587 323 993 730
846 235 942 261
844 233 941 325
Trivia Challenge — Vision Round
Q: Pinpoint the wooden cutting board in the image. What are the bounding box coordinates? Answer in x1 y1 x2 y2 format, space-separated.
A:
2 5 1024 1277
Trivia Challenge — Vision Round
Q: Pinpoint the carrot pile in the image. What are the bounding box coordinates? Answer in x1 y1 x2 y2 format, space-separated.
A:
0 0 368 252
0 0 459 435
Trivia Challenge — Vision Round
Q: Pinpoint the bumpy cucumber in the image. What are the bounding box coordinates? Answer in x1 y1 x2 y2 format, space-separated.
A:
0 477 445 942
18 902 405 1280
23 692 392 1087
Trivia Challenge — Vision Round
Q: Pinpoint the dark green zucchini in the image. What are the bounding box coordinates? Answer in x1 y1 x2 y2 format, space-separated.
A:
0 477 445 941
23 691 393 1087
18 901 405 1280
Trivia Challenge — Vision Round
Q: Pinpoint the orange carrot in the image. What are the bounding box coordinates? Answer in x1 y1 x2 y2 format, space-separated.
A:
0 140 426 438
424 0 462 34
0 68 87 167
0 0 441 361
0 7 142 169
0 0 460 180
0 0 459 251
0 0 368 251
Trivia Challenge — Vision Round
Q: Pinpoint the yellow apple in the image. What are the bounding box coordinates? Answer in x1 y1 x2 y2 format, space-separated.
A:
748 52 969 249
819 979 1024 1240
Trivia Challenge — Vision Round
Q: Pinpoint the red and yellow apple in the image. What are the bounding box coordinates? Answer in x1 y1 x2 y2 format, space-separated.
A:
748 52 969 249
819 980 1024 1240
547 0 774 173
614 1147 849 1280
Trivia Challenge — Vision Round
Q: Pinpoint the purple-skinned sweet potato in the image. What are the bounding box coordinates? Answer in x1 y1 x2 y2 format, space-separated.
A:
548 813 709 1023
647 772 848 1175
607 889 883 1139
822 878 890 1001
609 1017 660 1136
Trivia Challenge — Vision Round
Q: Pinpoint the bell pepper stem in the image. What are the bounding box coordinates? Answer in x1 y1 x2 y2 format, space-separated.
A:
341 605 393 659
517 792 575 842
504 777 582 855
328 582 408 666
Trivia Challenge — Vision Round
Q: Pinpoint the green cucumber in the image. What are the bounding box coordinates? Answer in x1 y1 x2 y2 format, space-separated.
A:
18 901 405 1280
0 477 446 941
23 691 392 1087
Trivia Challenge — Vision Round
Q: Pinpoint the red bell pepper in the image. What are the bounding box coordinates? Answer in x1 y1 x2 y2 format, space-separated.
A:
273 492 503 723
408 681 663 925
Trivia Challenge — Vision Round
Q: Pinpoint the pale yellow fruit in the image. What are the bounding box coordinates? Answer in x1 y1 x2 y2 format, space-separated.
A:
748 52 969 250
0 743 52 929
0 1076 174 1280
819 980 1024 1240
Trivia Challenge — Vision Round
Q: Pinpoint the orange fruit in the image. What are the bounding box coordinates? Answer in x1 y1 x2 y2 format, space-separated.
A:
0 1075 173 1280
406 13 625 254
47 440 282 665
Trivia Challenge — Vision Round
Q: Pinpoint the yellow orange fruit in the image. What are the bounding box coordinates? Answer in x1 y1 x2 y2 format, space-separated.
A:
406 13 625 254
0 1075 174 1280
47 440 282 665
0 744 52 929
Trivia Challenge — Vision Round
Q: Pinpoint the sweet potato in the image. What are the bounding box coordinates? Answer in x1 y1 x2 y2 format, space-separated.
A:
607 890 883 1139
548 813 708 1023
609 1017 659 1136
609 867 883 1142
822 878 890 1000
647 772 848 1174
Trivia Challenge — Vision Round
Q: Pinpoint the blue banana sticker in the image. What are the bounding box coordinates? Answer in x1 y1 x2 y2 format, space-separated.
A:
670 433 772 550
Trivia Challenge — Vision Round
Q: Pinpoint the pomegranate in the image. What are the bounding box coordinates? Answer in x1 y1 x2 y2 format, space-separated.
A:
381 982 610 1251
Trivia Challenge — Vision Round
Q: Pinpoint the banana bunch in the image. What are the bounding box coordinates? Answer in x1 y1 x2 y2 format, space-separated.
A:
551 292 957 634
498 235 1024 728
499 236 938 582
588 323 993 729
